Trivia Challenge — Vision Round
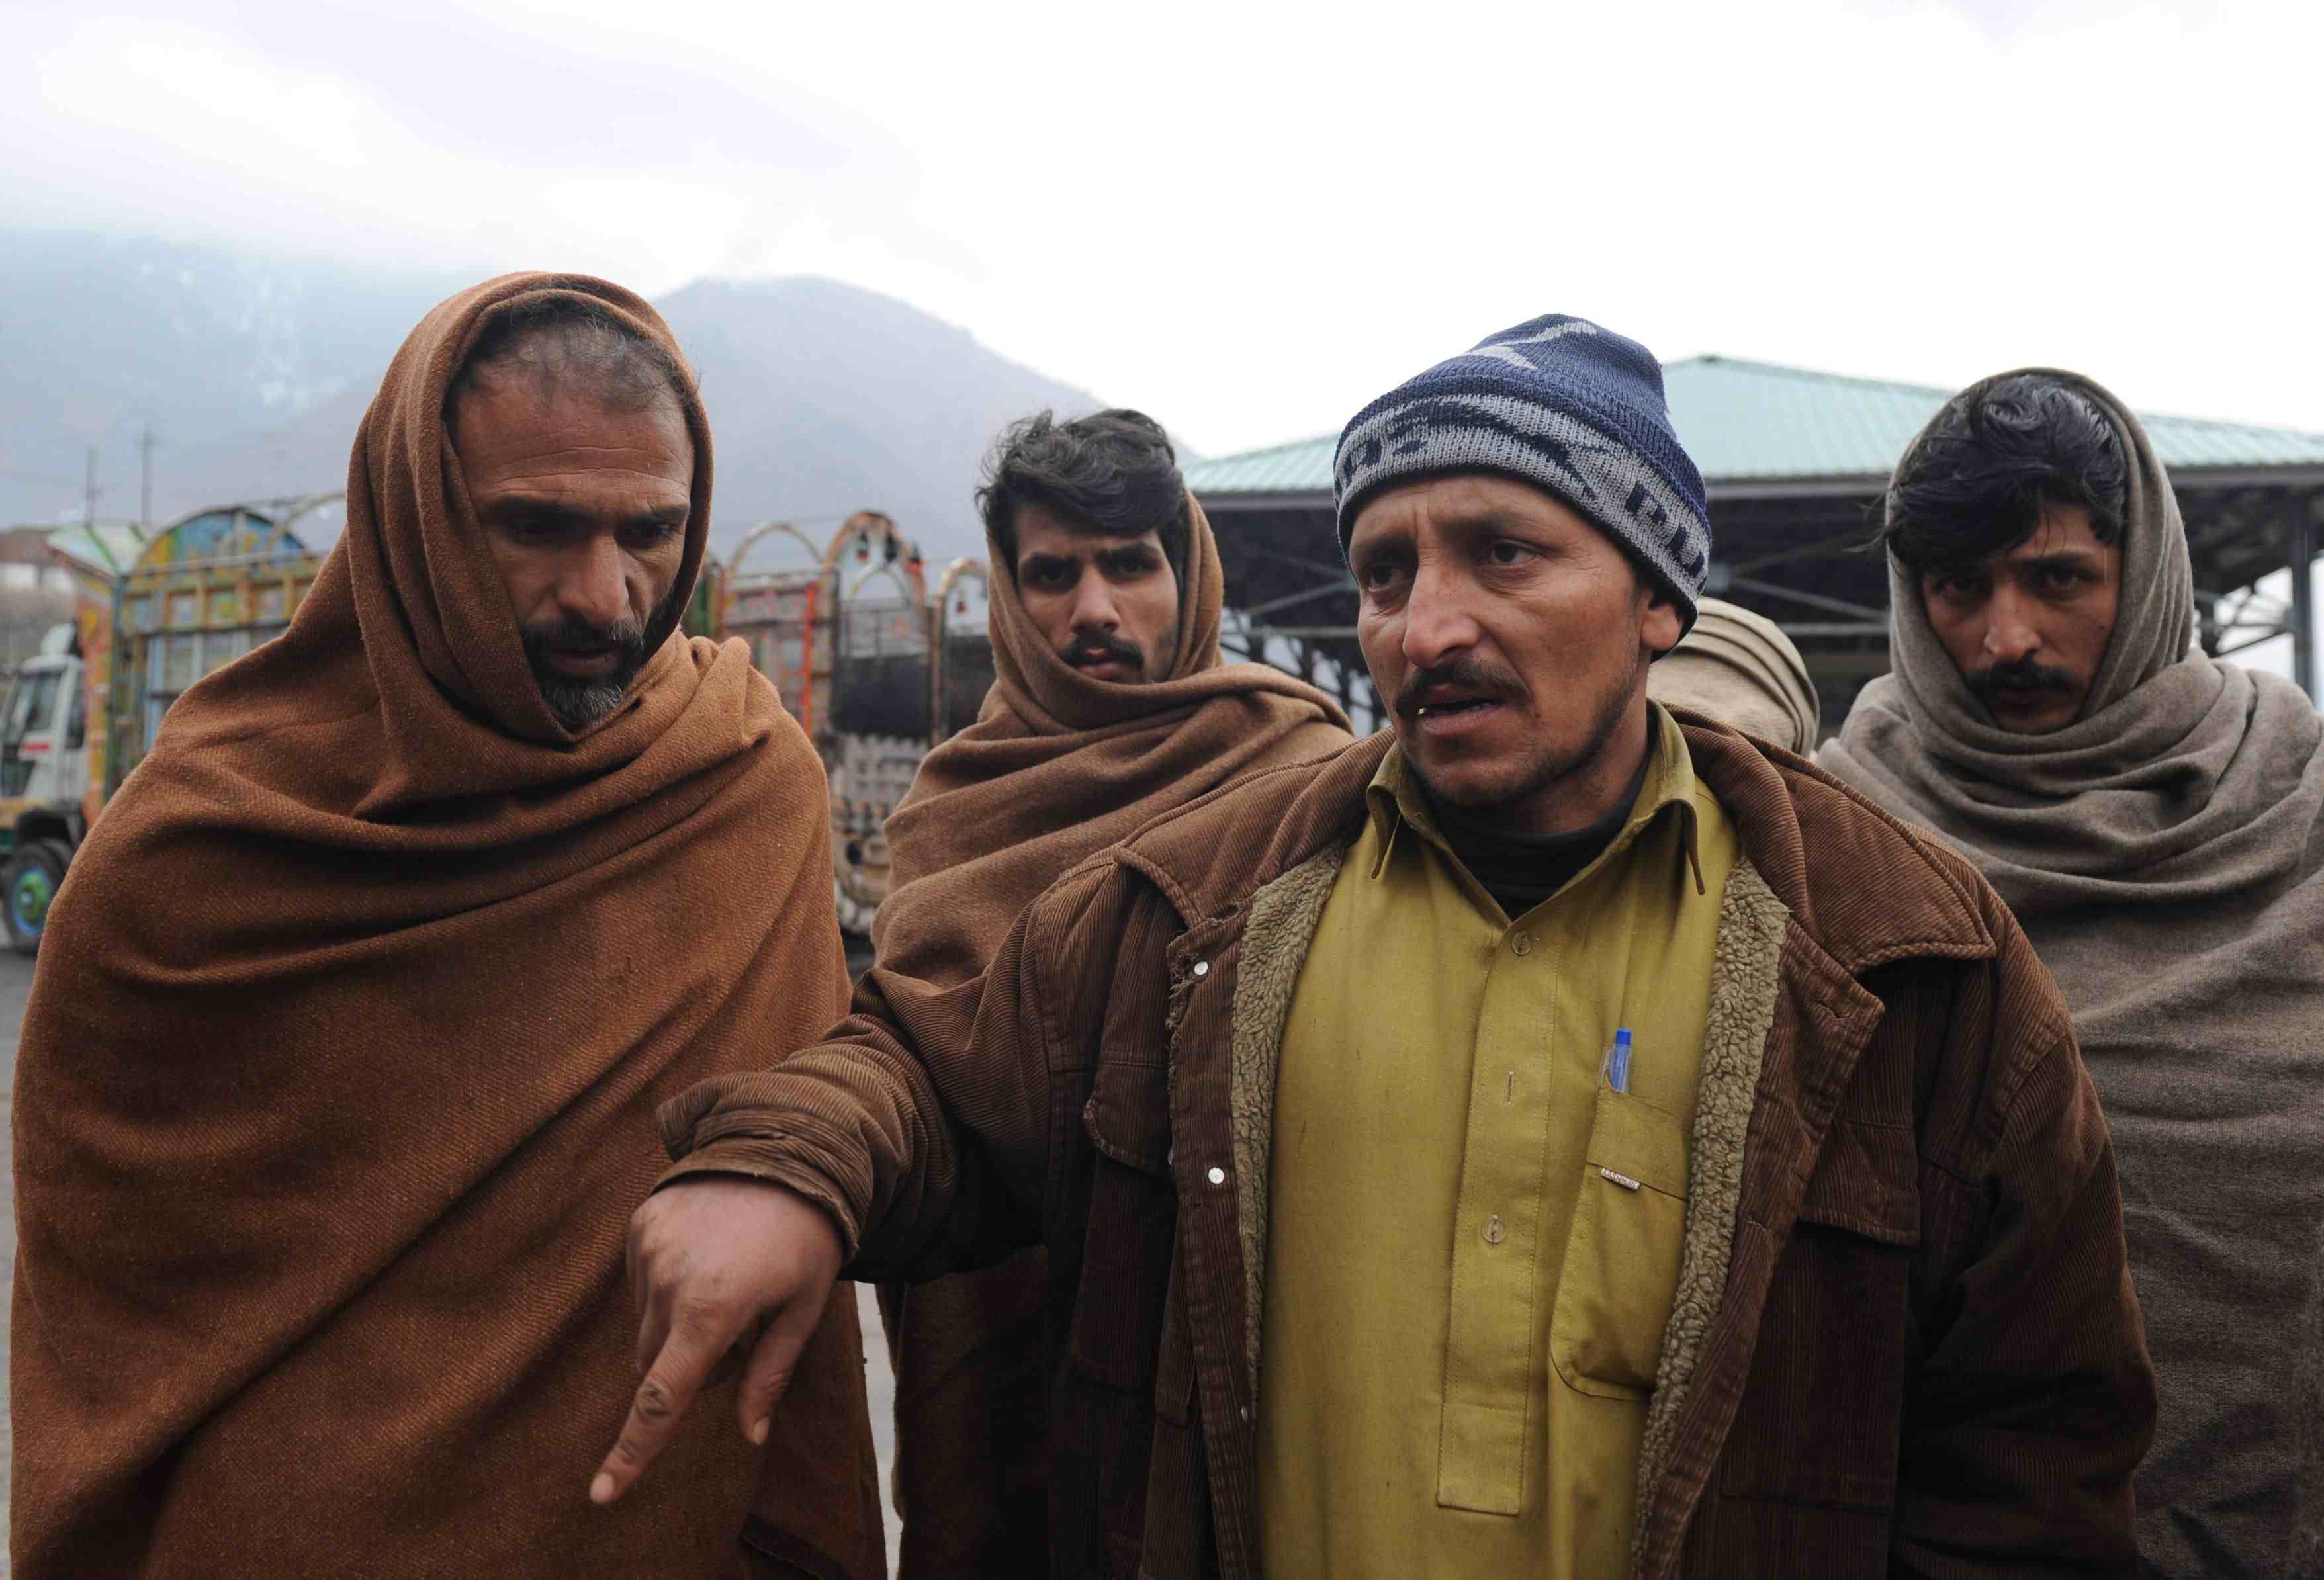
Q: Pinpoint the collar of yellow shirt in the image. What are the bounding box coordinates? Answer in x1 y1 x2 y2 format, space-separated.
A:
1365 702 1707 916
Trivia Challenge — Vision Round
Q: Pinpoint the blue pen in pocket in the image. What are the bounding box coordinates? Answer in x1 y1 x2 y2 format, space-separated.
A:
1604 1027 1632 1093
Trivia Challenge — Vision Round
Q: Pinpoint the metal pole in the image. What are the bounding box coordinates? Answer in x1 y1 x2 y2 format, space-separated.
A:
2291 500 2317 701
140 425 156 528
926 602 945 748
84 445 97 527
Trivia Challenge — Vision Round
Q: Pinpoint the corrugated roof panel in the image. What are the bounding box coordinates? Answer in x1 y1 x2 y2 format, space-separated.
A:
1184 433 1340 494
1666 357 1952 479
1184 436 1331 496
1184 355 2324 496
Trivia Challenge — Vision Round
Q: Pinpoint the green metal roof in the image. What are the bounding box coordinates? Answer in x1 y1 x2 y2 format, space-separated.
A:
1184 355 2324 497
1184 431 1343 495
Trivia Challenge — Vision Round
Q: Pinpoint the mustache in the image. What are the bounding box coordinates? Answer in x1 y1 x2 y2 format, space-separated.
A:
519 611 649 668
1065 631 1144 670
1963 659 2079 703
1395 656 1525 716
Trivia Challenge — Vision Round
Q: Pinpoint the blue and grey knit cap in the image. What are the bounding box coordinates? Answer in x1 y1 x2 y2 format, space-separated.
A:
1332 314 1711 629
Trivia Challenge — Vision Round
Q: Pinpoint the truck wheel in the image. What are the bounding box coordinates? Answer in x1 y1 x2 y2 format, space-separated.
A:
4 838 71 955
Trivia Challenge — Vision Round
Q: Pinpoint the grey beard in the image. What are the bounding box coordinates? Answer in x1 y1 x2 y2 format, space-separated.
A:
521 586 684 731
533 669 634 730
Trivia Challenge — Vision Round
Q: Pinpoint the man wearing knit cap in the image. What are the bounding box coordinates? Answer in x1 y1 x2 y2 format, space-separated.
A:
868 409 1348 1577
604 316 2155 1577
1820 369 2324 1577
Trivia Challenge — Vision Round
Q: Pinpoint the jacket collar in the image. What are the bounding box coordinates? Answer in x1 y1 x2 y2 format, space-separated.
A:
1670 708 1997 974
1122 710 1998 977
1364 704 1707 900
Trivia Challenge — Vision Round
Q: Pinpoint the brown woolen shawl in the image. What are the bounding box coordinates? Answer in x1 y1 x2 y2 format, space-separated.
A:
1818 369 2324 1577
868 494 1349 1574
9 275 881 1580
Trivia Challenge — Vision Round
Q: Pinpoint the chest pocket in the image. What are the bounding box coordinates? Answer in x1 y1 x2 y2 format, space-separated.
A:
1551 1084 1692 1400
1718 1121 1920 1513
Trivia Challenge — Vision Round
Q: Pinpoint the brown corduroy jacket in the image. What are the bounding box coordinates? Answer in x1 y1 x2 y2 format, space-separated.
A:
663 717 2157 1579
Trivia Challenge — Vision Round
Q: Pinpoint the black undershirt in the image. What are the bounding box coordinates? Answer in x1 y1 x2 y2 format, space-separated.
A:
1423 738 1654 920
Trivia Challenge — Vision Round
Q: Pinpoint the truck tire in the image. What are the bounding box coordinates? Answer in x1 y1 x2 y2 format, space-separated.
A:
4 838 71 956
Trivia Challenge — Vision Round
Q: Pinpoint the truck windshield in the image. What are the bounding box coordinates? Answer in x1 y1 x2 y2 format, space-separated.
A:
3 669 62 744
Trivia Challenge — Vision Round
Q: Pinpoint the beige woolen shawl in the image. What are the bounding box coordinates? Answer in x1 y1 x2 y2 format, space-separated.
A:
868 493 1350 1575
1646 596 1820 753
1819 369 2324 1578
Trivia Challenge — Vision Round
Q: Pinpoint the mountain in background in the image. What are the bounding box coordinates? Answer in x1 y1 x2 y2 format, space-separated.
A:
1 228 467 528
1 228 1110 565
648 275 1102 562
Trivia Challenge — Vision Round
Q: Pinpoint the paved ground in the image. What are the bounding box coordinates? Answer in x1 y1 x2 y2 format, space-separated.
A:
843 949 903 1561
0 947 901 1573
1 947 31 1571
858 1283 901 1565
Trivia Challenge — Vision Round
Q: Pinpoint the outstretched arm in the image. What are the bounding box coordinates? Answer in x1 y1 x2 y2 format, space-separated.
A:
591 859 1121 1503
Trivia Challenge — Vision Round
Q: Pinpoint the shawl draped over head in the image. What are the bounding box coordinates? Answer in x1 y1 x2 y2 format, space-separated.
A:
1645 595 1820 754
867 490 1350 1573
9 274 881 1580
1818 369 2324 1577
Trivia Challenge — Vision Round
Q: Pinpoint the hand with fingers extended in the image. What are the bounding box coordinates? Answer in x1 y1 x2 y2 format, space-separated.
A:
590 1176 844 1507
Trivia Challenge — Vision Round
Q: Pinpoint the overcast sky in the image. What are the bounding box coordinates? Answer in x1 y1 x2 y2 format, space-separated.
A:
7 0 2321 459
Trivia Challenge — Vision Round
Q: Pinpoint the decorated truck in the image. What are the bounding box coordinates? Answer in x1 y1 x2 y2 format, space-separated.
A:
705 509 992 932
0 500 332 952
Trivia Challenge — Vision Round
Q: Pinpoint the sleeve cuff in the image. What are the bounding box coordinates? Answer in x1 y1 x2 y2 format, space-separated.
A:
652 1142 864 1260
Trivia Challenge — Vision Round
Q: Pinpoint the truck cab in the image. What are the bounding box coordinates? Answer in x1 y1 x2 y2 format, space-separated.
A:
0 625 91 953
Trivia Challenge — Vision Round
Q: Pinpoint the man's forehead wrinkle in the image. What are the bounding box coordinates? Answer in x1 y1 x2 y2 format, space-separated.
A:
480 453 692 482
476 492 688 523
498 440 685 455
1435 507 1543 537
2016 529 2092 562
1016 517 1165 547
1932 529 2109 583
1993 531 2108 572
1358 507 1542 554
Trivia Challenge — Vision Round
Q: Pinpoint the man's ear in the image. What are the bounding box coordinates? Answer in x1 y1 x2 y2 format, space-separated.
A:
1639 582 1685 658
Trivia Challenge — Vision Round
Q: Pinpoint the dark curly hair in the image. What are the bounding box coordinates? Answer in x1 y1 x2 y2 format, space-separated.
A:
977 409 1190 582
1878 374 2129 571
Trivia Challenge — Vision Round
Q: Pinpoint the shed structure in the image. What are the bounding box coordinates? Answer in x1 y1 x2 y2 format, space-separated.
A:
1186 356 2324 731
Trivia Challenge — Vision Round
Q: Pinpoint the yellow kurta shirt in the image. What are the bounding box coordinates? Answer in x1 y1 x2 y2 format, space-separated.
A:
1257 707 1738 1579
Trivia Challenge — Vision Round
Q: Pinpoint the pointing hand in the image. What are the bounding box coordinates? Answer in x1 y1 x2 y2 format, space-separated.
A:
590 1176 843 1505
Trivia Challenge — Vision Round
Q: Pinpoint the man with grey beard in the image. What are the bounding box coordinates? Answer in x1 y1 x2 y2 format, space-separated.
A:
9 276 884 1580
449 308 692 728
